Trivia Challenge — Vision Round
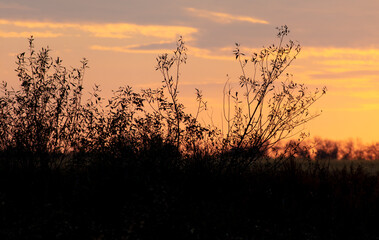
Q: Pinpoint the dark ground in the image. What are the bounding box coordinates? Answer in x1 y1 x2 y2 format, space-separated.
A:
1 150 379 240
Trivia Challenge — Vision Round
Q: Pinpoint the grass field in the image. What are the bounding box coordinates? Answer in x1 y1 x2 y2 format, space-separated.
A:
1 151 379 239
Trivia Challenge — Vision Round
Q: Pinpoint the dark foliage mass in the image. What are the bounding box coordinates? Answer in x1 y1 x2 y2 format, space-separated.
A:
2 149 379 239
0 28 379 239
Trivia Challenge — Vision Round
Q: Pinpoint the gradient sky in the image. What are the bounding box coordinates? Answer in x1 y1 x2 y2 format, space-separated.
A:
1 0 379 143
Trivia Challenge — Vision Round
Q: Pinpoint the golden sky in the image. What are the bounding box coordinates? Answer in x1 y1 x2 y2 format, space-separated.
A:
0 1 378 143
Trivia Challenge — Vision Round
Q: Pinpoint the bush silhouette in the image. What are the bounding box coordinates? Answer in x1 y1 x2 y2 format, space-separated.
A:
222 25 326 167
0 37 88 169
0 27 328 171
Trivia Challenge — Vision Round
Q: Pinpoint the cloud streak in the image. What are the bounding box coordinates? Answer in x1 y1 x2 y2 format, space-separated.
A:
310 70 379 80
0 30 62 38
186 8 269 24
91 43 233 61
90 45 173 54
0 19 198 40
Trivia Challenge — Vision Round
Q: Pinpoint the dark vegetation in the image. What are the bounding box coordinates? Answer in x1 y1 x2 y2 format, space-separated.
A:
287 137 379 161
0 27 379 239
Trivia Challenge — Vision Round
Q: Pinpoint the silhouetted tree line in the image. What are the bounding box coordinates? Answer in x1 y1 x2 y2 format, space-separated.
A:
277 137 379 161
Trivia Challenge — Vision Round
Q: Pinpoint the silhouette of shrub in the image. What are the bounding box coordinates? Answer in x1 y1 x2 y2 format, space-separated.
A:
222 25 326 167
0 37 88 169
0 27 330 172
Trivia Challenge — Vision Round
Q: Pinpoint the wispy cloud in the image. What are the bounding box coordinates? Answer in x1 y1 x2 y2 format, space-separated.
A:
299 47 379 67
310 70 379 80
0 19 198 39
188 47 232 60
90 41 180 54
0 19 78 30
0 30 62 38
83 23 197 39
91 43 233 61
90 45 173 54
295 47 379 88
301 47 379 58
186 8 269 24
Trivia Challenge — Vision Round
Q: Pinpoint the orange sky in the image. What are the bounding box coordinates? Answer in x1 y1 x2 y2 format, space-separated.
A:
0 1 378 143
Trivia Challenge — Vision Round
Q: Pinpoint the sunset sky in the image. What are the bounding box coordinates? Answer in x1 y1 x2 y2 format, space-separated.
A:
0 0 378 143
